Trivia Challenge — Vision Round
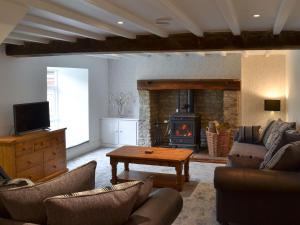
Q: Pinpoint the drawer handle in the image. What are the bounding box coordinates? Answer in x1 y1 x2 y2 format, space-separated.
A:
22 148 26 151
53 165 57 169
27 161 32 165
52 152 57 155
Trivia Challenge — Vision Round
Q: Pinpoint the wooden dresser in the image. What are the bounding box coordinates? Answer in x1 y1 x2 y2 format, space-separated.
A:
0 128 67 181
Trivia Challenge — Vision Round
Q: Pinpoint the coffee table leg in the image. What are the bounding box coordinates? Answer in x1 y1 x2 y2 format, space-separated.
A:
110 159 118 185
175 163 183 191
184 159 190 182
124 162 129 171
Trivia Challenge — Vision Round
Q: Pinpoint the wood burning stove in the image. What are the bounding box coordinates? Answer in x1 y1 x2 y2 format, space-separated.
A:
169 90 201 151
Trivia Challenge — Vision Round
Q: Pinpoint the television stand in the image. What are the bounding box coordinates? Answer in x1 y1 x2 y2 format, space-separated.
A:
0 128 67 181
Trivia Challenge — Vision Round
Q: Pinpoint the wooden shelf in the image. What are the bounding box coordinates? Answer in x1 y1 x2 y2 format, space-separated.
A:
117 170 184 191
137 79 240 91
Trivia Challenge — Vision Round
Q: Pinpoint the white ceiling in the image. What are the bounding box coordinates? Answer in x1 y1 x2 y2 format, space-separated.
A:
2 0 299 48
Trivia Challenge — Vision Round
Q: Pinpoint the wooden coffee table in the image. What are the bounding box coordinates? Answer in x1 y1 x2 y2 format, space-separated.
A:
106 146 193 191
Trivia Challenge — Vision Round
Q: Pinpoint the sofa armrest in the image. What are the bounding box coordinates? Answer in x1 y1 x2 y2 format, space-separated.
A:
0 218 39 225
214 167 300 192
124 188 183 225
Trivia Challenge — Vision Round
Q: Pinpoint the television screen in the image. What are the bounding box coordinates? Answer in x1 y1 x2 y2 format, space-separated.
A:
13 101 50 135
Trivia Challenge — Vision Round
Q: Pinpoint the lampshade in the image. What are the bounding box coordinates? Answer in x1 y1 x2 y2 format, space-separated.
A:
264 100 280 111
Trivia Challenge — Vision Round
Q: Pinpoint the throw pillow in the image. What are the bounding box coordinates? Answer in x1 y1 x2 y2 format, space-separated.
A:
0 178 34 218
111 176 153 210
237 126 261 144
0 161 97 224
260 122 293 169
260 120 275 145
264 120 292 151
262 141 300 170
44 181 142 225
276 130 300 150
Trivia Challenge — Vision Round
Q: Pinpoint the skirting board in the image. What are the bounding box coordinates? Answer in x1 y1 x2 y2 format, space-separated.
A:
67 138 101 160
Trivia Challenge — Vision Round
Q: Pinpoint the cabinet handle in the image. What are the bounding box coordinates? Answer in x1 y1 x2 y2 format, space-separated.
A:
52 152 57 155
120 130 123 133
53 165 57 169
27 161 32 165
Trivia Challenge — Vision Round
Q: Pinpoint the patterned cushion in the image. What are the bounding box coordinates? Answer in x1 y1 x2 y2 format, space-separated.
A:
237 126 261 144
262 141 300 170
261 120 275 145
44 181 143 225
0 161 97 224
260 121 293 169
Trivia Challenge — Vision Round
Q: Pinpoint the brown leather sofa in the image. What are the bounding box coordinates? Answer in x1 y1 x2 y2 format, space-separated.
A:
0 188 183 225
214 137 300 225
0 162 183 225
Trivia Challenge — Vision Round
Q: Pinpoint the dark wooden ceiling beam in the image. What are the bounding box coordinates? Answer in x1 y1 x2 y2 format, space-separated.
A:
137 79 241 91
6 31 300 57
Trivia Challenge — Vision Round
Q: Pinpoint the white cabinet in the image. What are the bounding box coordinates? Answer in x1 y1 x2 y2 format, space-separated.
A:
100 118 138 146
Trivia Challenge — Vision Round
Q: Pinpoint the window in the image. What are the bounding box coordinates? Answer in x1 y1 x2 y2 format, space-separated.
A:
47 67 89 148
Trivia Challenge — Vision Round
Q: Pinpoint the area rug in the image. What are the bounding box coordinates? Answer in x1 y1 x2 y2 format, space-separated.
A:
68 147 223 225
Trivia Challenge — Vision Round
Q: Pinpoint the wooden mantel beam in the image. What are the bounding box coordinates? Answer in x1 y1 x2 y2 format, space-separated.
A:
6 31 300 56
137 79 241 91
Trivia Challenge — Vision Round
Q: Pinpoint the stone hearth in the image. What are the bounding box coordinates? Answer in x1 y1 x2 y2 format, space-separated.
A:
137 80 241 149
138 89 240 148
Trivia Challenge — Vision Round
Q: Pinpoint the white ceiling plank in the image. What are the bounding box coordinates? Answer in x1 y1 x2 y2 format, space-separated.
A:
273 0 296 35
8 33 50 44
18 0 135 39
0 0 28 44
156 0 203 36
85 0 168 38
3 39 24 45
215 0 240 35
14 25 76 42
23 15 105 40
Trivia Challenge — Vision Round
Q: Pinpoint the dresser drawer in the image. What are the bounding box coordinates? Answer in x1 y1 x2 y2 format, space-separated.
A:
16 142 34 157
50 133 65 146
17 165 44 181
34 138 51 151
45 158 66 176
44 145 65 162
16 151 43 172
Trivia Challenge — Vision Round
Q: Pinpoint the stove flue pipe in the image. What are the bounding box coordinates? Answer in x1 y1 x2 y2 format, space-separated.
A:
187 90 194 113
176 90 180 113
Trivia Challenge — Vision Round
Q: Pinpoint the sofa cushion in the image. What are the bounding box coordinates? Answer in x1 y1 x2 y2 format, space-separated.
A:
0 161 96 224
237 126 261 144
229 142 268 159
111 176 153 210
261 120 275 145
262 141 300 171
0 178 34 218
227 154 263 169
276 130 300 150
44 181 142 225
260 122 293 169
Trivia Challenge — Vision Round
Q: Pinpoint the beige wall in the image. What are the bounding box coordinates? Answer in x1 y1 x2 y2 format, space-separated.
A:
241 55 286 126
286 51 300 129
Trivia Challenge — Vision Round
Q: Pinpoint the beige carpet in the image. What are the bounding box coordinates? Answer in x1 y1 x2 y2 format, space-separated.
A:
68 147 224 225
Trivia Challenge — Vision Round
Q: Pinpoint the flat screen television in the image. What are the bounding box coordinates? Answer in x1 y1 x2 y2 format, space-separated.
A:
13 101 50 135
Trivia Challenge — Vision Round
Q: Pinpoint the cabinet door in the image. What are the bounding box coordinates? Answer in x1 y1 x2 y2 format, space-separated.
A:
118 120 137 146
100 119 119 145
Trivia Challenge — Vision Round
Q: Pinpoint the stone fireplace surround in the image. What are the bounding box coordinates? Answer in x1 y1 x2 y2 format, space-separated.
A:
137 80 241 148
